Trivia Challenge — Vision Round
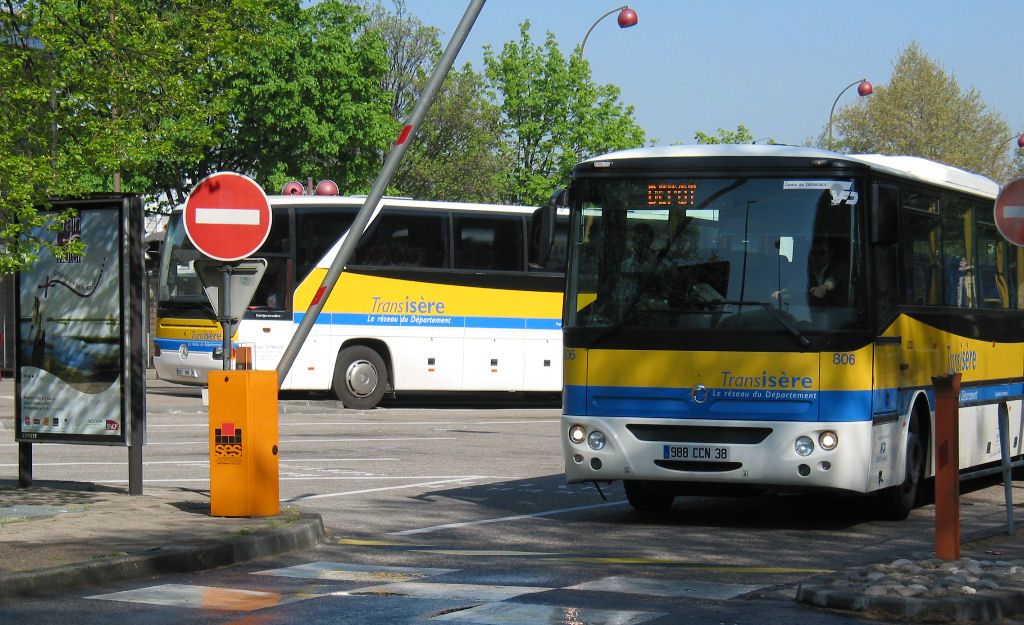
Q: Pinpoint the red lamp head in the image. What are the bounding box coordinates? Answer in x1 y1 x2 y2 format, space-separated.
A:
617 7 638 28
315 179 339 196
1018 134 1024 149
281 181 304 195
857 80 873 97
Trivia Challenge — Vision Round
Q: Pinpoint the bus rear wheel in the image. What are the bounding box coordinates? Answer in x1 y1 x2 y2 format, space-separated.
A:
624 480 675 512
333 345 387 410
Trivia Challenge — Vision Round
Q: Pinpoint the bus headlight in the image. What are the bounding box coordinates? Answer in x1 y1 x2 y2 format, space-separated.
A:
794 436 814 457
818 431 838 451
587 430 606 450
568 424 587 445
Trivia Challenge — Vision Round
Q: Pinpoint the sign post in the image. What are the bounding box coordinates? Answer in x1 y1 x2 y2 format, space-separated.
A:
184 173 271 370
994 177 1024 247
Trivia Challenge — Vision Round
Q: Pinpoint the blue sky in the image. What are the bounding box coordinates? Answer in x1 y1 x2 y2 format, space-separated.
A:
387 1 1024 155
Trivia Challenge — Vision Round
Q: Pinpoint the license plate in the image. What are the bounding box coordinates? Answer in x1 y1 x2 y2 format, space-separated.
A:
176 367 199 378
663 445 729 461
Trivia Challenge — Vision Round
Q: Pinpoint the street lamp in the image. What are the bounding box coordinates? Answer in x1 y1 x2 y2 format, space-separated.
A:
827 78 873 151
580 6 638 55
1007 133 1024 150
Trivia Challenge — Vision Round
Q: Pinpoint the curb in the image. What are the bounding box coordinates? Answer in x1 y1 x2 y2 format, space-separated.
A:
797 583 1024 623
0 513 325 599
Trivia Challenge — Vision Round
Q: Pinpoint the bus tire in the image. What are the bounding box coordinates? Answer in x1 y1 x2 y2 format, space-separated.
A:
876 425 924 520
332 345 387 410
624 480 674 512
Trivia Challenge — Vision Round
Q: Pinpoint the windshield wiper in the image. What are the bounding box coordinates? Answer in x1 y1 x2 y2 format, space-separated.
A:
714 299 810 348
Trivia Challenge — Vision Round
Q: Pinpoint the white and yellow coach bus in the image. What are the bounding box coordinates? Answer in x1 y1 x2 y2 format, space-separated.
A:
538 144 1024 519
154 190 566 409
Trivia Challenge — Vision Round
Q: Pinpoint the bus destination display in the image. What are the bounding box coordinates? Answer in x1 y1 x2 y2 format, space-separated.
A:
647 182 697 207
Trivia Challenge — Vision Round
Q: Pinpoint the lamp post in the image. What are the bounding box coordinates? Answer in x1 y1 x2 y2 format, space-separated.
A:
827 78 873 151
580 5 638 55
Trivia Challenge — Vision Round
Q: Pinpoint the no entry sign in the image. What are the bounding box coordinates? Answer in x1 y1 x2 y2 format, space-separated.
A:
994 177 1024 247
184 172 272 261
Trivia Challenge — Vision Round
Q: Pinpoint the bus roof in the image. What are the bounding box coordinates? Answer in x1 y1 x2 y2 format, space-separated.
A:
583 144 999 199
267 195 537 214
170 195 536 215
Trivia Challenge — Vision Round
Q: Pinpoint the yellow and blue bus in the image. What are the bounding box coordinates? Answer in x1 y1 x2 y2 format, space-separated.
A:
154 191 566 408
544 145 1023 518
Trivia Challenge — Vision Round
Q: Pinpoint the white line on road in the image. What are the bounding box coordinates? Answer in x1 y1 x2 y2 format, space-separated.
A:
282 477 489 502
119 437 457 447
0 458 399 468
389 501 629 536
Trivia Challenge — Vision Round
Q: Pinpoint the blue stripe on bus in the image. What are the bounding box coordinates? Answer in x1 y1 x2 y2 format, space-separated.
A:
291 312 560 330
153 338 220 353
565 381 1024 422
565 384 871 422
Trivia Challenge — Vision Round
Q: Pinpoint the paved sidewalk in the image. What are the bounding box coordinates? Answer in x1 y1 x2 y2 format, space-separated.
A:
0 480 324 598
0 372 324 599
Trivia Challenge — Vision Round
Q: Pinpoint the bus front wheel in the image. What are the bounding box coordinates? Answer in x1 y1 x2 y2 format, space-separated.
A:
333 346 387 410
624 480 675 512
876 427 924 520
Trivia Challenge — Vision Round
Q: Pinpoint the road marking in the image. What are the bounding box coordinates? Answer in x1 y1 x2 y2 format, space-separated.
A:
410 549 558 557
389 501 628 536
431 603 662 624
88 583 317 611
345 581 547 602
569 576 765 599
255 561 454 582
283 477 488 502
556 557 832 573
130 437 458 447
93 475 491 487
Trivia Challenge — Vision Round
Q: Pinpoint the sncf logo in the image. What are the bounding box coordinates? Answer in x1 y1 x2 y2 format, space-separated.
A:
105 420 120 431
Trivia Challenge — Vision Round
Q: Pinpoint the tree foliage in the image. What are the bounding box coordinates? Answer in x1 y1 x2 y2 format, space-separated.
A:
365 1 507 202
831 42 1014 182
693 125 771 145
484 22 645 206
1 0 394 274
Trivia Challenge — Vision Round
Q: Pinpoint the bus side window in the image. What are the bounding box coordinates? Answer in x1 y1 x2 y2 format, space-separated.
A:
900 204 940 306
976 222 1010 309
454 214 524 271
354 210 448 269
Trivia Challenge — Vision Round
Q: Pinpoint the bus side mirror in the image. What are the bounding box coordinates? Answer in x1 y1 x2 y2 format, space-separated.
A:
530 189 567 267
871 183 900 245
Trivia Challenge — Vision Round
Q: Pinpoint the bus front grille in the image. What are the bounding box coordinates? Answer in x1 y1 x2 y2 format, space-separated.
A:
654 460 743 472
628 424 772 444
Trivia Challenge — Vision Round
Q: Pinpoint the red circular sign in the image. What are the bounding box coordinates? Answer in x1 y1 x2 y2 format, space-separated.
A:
995 177 1024 247
184 172 271 261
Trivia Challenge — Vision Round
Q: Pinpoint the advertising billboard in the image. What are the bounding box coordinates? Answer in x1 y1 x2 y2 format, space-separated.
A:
15 195 145 444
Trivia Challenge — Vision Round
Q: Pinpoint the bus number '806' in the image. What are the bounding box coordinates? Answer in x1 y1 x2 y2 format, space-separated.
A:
833 353 856 365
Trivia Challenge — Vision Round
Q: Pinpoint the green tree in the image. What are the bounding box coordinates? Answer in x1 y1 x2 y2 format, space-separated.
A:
693 125 771 145
1 0 277 272
219 1 395 196
365 1 507 202
394 66 511 202
831 42 1013 182
484 22 645 206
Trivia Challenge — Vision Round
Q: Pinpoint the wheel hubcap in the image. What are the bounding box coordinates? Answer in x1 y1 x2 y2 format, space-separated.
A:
346 359 378 397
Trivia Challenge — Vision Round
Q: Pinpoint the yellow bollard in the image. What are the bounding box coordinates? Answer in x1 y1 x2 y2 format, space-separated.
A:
208 370 279 517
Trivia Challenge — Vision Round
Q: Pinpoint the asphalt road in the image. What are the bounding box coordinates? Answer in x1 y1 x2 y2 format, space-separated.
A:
3 377 1022 624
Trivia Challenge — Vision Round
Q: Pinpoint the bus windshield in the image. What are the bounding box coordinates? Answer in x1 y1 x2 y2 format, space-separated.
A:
567 176 864 333
158 212 207 305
